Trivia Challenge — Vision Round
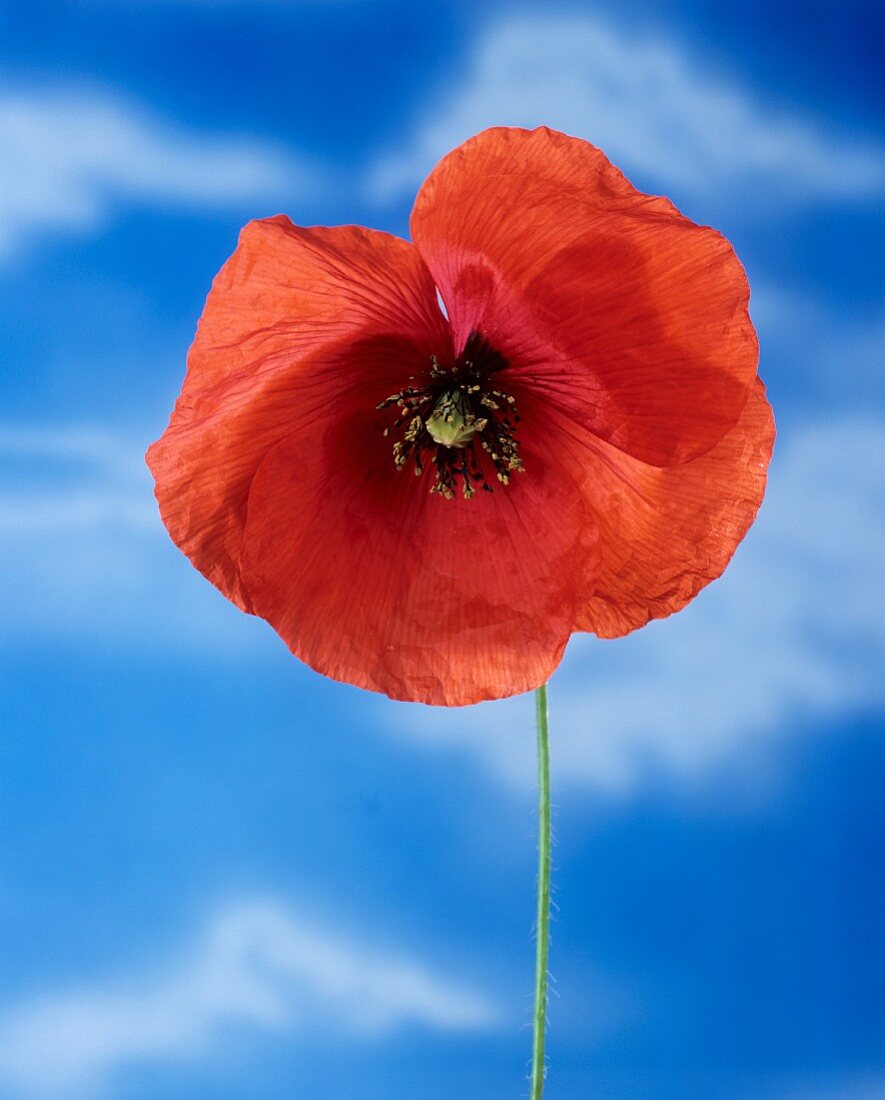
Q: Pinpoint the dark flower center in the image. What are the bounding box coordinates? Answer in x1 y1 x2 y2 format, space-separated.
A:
377 332 524 499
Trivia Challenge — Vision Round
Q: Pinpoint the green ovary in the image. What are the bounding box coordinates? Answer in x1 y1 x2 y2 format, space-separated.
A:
424 390 487 448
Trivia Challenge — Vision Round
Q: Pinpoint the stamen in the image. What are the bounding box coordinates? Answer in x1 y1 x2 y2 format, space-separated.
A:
377 332 524 500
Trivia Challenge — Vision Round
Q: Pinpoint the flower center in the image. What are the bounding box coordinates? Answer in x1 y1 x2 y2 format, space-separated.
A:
377 332 524 500
425 389 487 449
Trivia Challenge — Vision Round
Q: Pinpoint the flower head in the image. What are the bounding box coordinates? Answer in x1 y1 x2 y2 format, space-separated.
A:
147 126 774 706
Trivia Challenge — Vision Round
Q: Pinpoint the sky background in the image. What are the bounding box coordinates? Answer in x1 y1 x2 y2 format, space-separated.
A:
1 1 884 1097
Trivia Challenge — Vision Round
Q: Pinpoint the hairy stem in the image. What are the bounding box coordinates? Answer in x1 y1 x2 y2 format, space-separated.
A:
531 682 551 1099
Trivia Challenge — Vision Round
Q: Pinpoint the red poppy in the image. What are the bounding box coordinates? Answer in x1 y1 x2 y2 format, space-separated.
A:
147 126 774 706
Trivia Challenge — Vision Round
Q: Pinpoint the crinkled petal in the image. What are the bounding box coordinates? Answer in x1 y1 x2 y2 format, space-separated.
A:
238 374 598 706
146 216 448 612
410 126 758 467
575 378 775 636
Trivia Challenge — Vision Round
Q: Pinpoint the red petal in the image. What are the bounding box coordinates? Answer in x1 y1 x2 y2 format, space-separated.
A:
146 216 448 612
238 384 599 706
575 378 775 636
410 126 758 467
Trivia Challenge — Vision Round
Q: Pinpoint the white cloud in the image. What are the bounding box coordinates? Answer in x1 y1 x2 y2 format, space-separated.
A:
0 88 320 256
0 425 150 533
5 409 884 797
0 899 499 1096
390 417 885 796
774 1076 885 1100
751 285 885 407
0 422 255 653
369 15 885 212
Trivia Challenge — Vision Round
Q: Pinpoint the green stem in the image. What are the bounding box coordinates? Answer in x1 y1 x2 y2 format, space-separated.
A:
531 682 551 1099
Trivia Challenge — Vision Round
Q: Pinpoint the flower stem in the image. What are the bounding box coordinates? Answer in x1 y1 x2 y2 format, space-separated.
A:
531 682 551 1099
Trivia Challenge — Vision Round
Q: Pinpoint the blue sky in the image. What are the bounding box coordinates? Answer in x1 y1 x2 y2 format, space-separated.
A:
0 1 883 1097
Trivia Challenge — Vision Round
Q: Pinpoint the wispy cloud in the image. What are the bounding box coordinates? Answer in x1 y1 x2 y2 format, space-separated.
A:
0 899 499 1096
5 407 884 797
391 417 885 796
0 422 252 652
0 88 322 257
0 425 150 533
751 285 885 407
774 1076 885 1100
369 14 885 212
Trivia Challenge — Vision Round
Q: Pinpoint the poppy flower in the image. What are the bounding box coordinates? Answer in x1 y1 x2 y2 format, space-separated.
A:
147 126 774 707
